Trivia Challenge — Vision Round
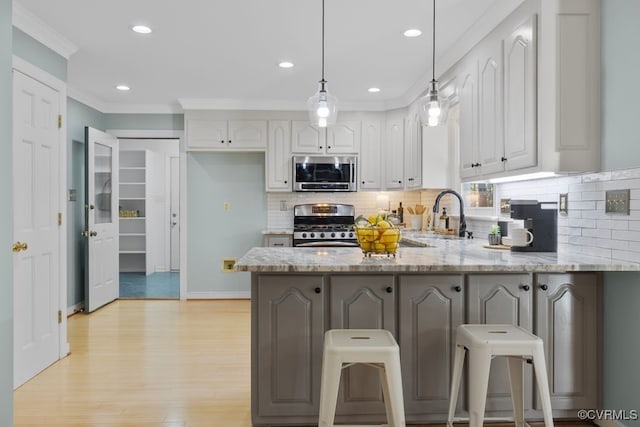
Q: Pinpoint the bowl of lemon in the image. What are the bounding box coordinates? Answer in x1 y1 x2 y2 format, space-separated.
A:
354 214 401 257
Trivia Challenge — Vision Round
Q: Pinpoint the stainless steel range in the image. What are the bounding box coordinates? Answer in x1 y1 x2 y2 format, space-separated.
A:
293 203 358 247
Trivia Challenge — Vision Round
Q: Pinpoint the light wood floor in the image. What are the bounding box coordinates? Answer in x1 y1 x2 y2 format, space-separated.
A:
14 299 252 427
14 299 593 427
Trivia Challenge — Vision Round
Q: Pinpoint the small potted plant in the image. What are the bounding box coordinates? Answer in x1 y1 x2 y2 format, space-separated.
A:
488 224 501 245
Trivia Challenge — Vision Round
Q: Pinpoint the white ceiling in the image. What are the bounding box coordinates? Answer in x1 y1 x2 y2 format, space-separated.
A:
12 0 523 113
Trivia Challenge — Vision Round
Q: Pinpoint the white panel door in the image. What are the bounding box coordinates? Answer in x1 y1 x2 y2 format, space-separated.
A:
12 70 61 388
85 127 119 312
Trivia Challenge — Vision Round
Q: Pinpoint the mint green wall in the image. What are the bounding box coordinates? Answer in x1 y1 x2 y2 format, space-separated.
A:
66 98 106 307
12 27 66 82
601 2 640 425
601 0 640 171
104 114 184 131
1 0 12 424
187 152 266 295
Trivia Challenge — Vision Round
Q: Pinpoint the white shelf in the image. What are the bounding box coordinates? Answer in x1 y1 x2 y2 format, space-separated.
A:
119 216 146 219
120 233 145 236
120 166 145 170
120 197 145 201
119 150 149 274
120 250 146 254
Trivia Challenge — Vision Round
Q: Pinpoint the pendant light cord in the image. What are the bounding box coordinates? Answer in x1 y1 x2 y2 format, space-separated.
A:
321 0 326 84
432 0 436 82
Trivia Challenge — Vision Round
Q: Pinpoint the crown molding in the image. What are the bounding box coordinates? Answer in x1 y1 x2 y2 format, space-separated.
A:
12 1 78 59
68 86 183 114
178 97 389 112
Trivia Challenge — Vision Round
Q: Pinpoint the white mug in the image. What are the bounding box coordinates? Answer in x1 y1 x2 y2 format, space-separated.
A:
511 228 534 246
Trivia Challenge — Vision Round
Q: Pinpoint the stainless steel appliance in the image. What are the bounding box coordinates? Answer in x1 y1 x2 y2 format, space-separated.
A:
293 203 358 247
293 155 357 192
510 200 558 252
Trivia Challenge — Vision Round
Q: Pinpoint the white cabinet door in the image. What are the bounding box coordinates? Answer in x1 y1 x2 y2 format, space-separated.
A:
384 118 404 189
504 15 537 172
327 121 360 154
292 121 324 153
359 119 382 190
228 120 267 149
266 120 292 192
477 38 505 176
458 59 479 179
404 111 422 189
186 119 227 149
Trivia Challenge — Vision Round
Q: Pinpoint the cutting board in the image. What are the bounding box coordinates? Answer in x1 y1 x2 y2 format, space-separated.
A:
483 244 511 250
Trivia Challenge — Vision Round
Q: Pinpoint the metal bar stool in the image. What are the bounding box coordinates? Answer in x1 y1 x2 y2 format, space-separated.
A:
447 324 554 427
318 329 406 427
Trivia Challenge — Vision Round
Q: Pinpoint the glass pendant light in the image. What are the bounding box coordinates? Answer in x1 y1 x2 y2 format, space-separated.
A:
307 0 338 128
418 0 448 127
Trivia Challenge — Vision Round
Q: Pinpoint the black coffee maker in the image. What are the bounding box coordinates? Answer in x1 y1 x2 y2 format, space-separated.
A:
510 200 557 252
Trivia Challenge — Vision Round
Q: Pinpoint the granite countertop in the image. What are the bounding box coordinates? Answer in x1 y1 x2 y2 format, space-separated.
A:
236 231 640 273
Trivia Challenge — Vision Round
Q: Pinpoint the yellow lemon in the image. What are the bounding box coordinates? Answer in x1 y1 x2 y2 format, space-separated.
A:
385 242 398 252
374 242 386 253
377 220 391 229
368 215 378 225
360 242 372 252
380 228 400 243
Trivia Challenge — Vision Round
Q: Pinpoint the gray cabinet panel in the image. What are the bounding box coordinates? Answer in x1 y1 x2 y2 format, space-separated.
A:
535 273 599 411
467 274 533 413
255 275 325 420
399 274 464 418
330 274 395 420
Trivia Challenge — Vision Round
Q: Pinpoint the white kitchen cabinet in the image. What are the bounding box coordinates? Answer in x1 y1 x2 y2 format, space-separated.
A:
291 120 360 154
403 109 422 189
458 57 479 180
263 234 292 247
503 14 537 172
266 120 292 192
186 118 267 150
384 116 404 189
359 117 383 190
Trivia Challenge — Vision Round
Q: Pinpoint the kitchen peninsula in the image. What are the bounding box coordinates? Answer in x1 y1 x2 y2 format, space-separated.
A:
236 236 640 426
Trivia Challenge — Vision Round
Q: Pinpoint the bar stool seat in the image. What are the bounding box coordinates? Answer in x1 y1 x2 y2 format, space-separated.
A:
447 324 554 427
318 329 406 427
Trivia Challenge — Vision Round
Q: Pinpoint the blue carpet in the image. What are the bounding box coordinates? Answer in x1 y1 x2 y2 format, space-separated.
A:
119 272 180 299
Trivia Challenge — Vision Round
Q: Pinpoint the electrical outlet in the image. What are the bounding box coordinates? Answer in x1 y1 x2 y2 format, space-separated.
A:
605 189 630 214
222 258 236 272
280 200 287 211
223 202 230 212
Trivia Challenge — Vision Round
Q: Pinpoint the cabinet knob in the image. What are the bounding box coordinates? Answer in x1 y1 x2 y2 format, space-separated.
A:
540 284 548 291
314 287 321 294
501 156 508 162
385 286 393 293
319 146 323 149
228 140 232 144
284 180 287 184
521 284 530 291
220 140 225 144
398 180 402 184
362 181 365 184
327 146 331 149
454 286 462 293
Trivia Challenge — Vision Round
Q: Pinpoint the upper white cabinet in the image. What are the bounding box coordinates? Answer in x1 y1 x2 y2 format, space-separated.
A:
454 0 600 181
384 116 404 189
266 120 292 192
186 118 267 151
359 117 383 190
291 120 360 154
403 109 422 189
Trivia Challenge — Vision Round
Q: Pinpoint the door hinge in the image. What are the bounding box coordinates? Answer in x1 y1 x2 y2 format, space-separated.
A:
58 310 62 324
58 212 62 226
58 115 62 129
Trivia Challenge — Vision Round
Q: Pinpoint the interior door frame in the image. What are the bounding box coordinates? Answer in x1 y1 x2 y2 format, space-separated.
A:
13 55 69 358
107 129 186 300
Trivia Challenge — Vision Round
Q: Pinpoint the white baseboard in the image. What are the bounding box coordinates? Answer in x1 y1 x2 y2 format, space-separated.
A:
67 302 84 316
596 420 628 427
186 291 251 300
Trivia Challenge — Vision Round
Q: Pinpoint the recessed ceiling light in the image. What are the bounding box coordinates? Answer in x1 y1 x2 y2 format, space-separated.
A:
403 29 422 38
278 61 294 69
116 85 130 91
131 25 152 34
368 87 381 93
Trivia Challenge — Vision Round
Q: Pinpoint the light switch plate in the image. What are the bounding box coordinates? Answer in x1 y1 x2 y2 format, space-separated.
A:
605 189 630 214
559 193 568 214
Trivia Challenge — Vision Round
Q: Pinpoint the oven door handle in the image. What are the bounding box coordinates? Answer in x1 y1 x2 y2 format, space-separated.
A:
295 241 359 248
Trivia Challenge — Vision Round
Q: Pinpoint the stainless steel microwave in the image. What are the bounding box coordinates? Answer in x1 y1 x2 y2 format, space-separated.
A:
293 155 357 192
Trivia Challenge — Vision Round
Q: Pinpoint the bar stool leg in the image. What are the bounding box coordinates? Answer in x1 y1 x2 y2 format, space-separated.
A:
378 363 394 426
384 356 407 427
532 347 555 427
467 348 491 427
506 356 525 427
318 353 343 427
447 344 466 425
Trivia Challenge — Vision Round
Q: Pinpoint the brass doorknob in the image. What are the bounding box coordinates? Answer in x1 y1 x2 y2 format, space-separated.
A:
12 241 28 252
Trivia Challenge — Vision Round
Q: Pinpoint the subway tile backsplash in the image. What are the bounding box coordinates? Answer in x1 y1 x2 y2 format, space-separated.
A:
496 167 640 263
